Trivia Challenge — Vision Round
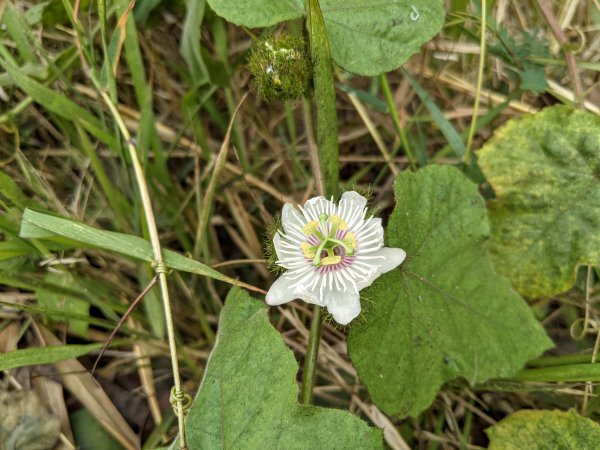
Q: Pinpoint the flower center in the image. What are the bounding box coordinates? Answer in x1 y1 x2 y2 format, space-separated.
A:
300 213 357 268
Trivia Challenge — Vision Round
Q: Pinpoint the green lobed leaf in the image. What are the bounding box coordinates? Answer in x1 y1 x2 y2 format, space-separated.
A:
169 288 383 449
347 165 552 417
0 343 103 371
486 409 600 450
322 0 445 76
19 209 262 293
477 106 600 298
206 0 445 76
206 0 304 28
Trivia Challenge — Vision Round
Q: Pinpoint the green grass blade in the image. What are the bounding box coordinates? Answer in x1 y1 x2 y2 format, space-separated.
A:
19 209 264 293
1 4 37 63
0 344 103 371
181 0 209 84
403 68 466 158
0 50 118 149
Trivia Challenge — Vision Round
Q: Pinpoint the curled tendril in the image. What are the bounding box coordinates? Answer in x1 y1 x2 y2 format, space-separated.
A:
570 317 599 341
153 260 169 275
170 387 193 417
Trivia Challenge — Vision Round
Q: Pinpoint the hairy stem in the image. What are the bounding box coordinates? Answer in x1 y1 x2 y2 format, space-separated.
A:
300 0 339 405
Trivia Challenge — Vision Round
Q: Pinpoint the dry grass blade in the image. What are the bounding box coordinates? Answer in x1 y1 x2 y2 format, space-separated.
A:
346 92 399 176
353 398 411 450
112 0 136 77
194 92 249 257
32 322 139 450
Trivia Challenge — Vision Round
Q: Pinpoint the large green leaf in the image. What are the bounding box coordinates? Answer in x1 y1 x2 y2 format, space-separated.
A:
477 106 600 298
347 166 552 417
323 0 445 76
487 409 600 450
206 0 445 76
169 288 383 449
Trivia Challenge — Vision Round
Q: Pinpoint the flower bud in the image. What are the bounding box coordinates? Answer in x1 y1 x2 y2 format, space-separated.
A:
247 34 310 101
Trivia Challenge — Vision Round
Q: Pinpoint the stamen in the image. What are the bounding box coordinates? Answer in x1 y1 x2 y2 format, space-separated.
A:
302 220 321 238
329 214 347 231
321 255 342 266
343 232 357 250
301 242 317 258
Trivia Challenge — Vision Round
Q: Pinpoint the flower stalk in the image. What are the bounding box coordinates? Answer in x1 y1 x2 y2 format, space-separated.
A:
300 305 323 405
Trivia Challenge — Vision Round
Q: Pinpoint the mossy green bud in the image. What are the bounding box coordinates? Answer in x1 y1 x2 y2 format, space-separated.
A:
247 34 310 102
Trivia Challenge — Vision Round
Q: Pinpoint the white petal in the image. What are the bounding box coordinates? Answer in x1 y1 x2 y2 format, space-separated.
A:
265 273 299 305
302 196 335 221
273 233 304 268
341 191 367 211
356 218 384 253
326 290 361 325
282 203 306 235
347 263 379 291
339 191 368 227
369 247 407 274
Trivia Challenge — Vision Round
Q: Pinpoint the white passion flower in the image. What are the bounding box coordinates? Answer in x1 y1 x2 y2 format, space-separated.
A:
266 191 406 325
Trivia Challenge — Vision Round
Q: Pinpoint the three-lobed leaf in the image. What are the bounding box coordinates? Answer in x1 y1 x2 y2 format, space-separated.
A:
477 106 600 298
347 166 552 417
206 0 445 76
170 288 383 449
487 409 600 449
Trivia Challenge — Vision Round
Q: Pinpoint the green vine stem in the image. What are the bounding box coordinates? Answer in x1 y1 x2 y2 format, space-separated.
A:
300 305 324 404
101 92 189 449
306 0 339 198
300 0 339 405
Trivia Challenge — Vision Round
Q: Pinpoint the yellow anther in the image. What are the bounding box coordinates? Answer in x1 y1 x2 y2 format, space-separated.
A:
343 232 357 250
321 255 342 266
329 214 347 231
303 221 319 236
301 242 316 259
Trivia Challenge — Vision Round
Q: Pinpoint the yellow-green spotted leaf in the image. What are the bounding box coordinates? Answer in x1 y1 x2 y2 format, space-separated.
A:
477 106 600 298
169 288 383 449
487 409 600 450
206 0 445 76
347 166 552 417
